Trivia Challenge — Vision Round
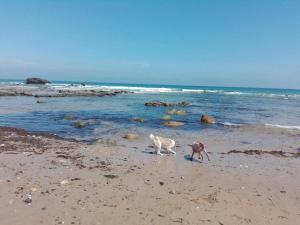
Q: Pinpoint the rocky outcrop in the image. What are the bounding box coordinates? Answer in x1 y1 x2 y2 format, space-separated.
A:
200 115 216 124
0 84 131 97
26 77 51 85
145 101 192 107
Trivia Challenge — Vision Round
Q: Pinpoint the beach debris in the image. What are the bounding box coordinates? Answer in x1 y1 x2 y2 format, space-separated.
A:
104 174 119 179
123 133 139 140
159 181 164 186
169 190 176 194
200 114 216 124
145 101 191 107
132 117 145 123
63 114 74 120
239 164 249 168
24 194 32 205
202 191 218 206
0 144 5 147
161 115 172 120
60 180 69 185
223 149 300 158
164 121 185 127
30 187 37 192
280 190 287 194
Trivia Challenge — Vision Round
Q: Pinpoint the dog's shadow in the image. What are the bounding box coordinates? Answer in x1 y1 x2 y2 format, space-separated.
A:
141 150 155 155
184 154 203 163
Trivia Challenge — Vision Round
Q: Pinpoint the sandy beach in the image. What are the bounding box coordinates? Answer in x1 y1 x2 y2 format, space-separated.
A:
0 126 299 225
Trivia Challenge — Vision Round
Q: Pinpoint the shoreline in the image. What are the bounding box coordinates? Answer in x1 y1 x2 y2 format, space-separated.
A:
0 125 299 225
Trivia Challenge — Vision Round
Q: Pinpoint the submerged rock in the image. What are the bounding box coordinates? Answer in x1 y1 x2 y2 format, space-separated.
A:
166 109 187 115
145 101 192 107
26 77 51 85
74 120 85 128
64 114 74 120
36 99 47 104
164 121 185 127
161 115 172 120
123 133 139 140
200 115 216 124
132 118 145 123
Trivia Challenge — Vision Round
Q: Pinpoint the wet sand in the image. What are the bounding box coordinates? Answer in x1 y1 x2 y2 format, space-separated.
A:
0 126 299 225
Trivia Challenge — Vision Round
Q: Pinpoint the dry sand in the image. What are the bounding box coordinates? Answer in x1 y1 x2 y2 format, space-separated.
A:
0 126 299 225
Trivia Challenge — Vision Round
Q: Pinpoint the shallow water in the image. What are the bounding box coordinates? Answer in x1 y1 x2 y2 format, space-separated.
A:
0 81 299 141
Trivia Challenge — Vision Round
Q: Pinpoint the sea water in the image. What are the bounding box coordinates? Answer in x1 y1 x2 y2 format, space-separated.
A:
0 79 299 141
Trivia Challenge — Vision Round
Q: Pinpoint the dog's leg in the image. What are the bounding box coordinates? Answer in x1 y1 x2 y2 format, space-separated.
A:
167 147 176 155
191 151 194 161
157 144 163 156
199 152 203 161
204 150 210 161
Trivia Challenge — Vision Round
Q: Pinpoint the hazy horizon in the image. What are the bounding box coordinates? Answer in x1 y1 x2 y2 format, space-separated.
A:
0 1 299 89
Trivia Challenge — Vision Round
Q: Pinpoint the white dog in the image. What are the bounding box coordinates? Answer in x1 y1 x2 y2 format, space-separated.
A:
149 134 176 155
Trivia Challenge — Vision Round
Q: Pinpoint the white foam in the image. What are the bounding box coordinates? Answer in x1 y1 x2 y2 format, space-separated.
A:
265 124 300 130
220 122 243 126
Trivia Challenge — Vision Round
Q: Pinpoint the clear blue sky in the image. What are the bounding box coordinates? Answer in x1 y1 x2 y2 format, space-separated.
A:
0 0 299 88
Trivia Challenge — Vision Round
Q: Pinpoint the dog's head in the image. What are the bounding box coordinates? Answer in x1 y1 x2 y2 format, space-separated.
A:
149 133 155 140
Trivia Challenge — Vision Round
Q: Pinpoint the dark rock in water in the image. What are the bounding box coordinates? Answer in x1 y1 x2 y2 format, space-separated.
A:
74 120 85 128
145 101 192 107
26 77 51 85
132 118 145 123
36 98 46 103
200 115 216 124
177 101 192 106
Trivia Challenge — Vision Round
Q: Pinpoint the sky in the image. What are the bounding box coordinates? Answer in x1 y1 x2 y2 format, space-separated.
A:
0 0 299 89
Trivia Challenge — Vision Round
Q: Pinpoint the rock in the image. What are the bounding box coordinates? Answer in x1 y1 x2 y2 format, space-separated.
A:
87 119 96 125
74 120 85 128
169 190 176 194
24 195 32 205
166 109 187 115
177 101 192 106
132 118 145 123
104 174 119 179
164 121 185 127
36 99 46 103
161 115 172 120
159 181 164 186
200 115 216 124
166 109 177 115
175 109 187 115
26 77 51 85
145 101 192 107
123 133 139 140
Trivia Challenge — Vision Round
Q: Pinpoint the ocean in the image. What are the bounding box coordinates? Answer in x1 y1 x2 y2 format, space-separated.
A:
0 79 299 141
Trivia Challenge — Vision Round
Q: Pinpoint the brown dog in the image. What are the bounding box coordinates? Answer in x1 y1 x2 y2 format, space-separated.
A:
189 142 210 161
